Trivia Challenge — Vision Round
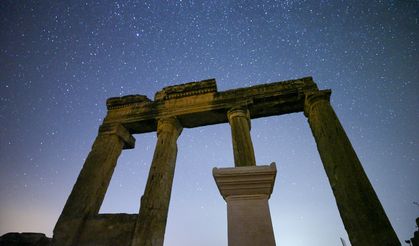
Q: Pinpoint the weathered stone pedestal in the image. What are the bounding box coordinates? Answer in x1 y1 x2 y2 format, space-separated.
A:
213 163 277 246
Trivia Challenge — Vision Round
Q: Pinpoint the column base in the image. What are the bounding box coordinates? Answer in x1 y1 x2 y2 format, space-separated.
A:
213 163 277 246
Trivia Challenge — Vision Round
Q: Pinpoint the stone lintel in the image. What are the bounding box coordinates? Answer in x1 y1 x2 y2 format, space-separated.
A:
106 95 152 110
103 77 318 134
213 163 277 200
154 78 217 101
99 123 135 149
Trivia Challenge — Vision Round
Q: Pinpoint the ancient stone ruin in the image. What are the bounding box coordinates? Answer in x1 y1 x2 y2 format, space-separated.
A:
1 77 401 246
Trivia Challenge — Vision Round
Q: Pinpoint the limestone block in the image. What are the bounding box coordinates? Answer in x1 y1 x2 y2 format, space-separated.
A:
0 232 51 246
213 163 277 246
77 214 137 246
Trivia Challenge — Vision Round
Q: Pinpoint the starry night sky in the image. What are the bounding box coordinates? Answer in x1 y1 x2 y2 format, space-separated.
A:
0 1 418 245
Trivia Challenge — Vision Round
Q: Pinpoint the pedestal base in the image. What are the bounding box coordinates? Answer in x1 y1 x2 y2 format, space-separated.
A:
213 163 277 246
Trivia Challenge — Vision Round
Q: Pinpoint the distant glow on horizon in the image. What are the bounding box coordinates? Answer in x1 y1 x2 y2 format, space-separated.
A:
0 1 418 245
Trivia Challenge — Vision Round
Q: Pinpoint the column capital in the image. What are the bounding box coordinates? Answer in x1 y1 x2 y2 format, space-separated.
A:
304 89 332 117
227 107 251 129
157 117 183 138
99 123 135 149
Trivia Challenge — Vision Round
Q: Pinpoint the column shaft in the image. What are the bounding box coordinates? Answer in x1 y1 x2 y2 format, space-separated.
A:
52 123 135 246
305 90 400 246
228 108 256 167
131 117 183 246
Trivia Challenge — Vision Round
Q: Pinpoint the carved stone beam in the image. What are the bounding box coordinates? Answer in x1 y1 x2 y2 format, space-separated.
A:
104 77 318 134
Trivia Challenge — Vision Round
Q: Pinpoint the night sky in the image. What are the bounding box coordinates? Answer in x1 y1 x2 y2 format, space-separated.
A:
0 1 418 245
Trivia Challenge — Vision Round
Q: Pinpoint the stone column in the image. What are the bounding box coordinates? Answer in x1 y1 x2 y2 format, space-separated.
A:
304 90 400 246
227 108 256 167
131 117 183 246
213 163 277 246
52 123 135 246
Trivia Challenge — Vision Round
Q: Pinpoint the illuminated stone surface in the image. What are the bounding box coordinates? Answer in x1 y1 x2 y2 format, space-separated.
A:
213 163 277 246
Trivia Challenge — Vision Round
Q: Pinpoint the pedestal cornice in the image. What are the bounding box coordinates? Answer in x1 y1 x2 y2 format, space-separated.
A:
213 163 277 200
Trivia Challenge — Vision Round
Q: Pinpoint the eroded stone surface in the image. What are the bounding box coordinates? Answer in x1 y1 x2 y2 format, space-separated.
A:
103 77 318 133
227 108 256 167
305 90 400 246
77 214 137 246
131 117 183 246
154 78 217 101
52 124 134 246
0 232 51 246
